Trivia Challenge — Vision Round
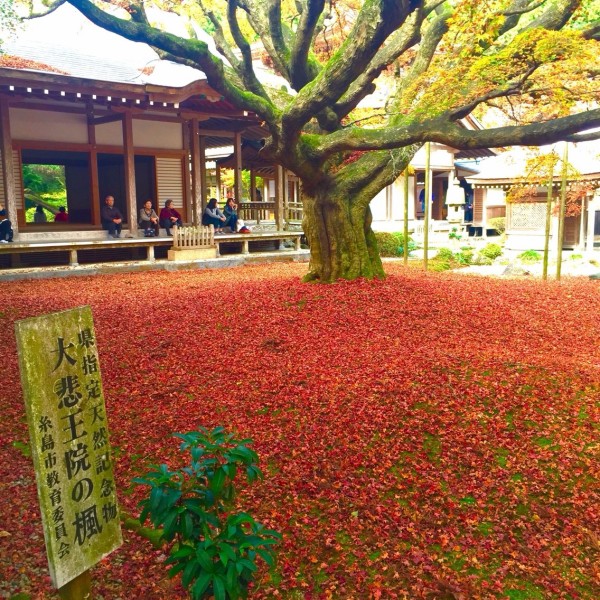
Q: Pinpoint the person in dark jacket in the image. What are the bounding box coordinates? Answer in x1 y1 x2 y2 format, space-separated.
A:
223 197 239 233
101 195 123 238
0 209 13 242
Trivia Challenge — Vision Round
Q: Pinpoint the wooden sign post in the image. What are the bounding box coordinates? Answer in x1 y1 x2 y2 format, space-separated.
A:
15 306 122 598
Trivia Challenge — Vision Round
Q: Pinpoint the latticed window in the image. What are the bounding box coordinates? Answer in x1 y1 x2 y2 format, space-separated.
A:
508 202 547 229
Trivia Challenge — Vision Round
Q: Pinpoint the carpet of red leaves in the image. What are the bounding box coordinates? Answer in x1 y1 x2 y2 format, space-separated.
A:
0 263 599 600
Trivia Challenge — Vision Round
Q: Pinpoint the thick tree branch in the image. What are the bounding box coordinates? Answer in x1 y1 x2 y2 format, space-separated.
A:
391 6 450 114
225 0 269 99
65 0 278 123
524 0 581 32
240 1 291 81
282 0 420 133
448 65 539 120
312 109 600 158
333 10 424 120
26 0 66 19
582 20 600 41
289 0 325 89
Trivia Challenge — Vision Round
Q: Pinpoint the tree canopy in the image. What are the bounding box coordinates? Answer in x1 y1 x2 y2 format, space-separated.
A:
21 0 600 280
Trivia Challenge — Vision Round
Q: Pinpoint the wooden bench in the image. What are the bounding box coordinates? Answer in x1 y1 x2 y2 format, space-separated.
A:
0 228 305 269
0 236 173 267
213 230 303 256
168 225 303 260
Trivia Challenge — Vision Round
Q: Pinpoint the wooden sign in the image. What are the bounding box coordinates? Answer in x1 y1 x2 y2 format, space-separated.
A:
15 306 122 589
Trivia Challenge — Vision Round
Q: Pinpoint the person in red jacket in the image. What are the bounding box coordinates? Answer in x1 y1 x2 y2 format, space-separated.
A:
159 198 183 236
54 206 68 222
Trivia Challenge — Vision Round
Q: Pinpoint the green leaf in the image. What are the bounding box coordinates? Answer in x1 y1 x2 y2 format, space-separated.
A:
162 509 180 540
212 574 226 600
210 467 226 495
238 558 257 573
256 548 275 567
195 547 215 572
170 545 195 559
218 542 237 566
167 561 187 578
225 561 239 597
182 511 194 538
191 570 212 600
181 558 200 589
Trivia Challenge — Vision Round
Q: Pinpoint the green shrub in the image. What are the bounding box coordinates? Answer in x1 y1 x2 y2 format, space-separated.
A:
518 250 541 263
472 254 493 266
374 231 416 257
435 247 455 260
570 254 583 261
488 217 506 235
479 243 503 261
430 260 452 272
134 427 281 600
455 249 474 265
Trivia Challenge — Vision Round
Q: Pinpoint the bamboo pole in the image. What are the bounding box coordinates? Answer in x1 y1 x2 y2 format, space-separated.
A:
423 142 431 271
556 143 568 281
542 163 554 280
403 169 409 265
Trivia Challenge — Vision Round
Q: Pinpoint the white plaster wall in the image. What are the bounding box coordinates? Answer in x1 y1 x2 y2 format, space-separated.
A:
95 121 123 147
370 188 387 221
10 108 88 143
133 120 183 149
486 188 506 205
411 144 455 169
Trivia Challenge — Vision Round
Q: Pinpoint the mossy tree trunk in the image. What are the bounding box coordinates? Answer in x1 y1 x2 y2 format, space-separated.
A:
302 187 384 282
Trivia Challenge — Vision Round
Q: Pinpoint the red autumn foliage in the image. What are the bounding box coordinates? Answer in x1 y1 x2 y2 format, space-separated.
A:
0 263 599 599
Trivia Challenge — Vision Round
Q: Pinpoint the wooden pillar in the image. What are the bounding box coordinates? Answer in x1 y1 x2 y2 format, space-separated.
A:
200 136 207 216
190 119 202 225
0 96 18 235
87 106 100 227
250 170 256 201
216 167 222 202
586 193 598 253
275 165 284 230
423 143 431 270
234 132 243 202
122 112 137 235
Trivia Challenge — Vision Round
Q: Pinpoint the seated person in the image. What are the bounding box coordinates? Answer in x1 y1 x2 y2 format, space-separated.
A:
54 206 68 222
139 199 160 237
223 197 239 233
159 199 183 235
101 195 123 238
202 198 227 233
0 209 13 242
33 205 47 223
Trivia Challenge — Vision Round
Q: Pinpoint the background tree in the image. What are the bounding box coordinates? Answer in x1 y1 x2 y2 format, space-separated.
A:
25 0 600 281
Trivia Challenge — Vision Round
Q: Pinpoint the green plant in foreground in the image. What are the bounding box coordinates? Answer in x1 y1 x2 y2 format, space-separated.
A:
133 427 281 600
487 217 506 235
374 231 416 257
479 243 503 261
518 250 542 263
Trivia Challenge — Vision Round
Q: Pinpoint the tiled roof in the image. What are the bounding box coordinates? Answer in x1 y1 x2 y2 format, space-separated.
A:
1 4 206 88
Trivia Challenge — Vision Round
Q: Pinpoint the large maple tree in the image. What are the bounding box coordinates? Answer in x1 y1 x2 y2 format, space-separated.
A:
27 0 600 281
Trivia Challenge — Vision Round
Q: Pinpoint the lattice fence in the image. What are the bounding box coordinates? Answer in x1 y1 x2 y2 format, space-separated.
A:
508 202 547 230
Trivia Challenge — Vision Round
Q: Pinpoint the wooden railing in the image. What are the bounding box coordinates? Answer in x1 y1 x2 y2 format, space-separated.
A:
172 225 214 249
285 202 303 222
239 202 275 223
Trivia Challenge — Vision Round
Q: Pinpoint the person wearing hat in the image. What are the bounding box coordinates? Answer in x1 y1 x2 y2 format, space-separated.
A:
0 209 14 242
